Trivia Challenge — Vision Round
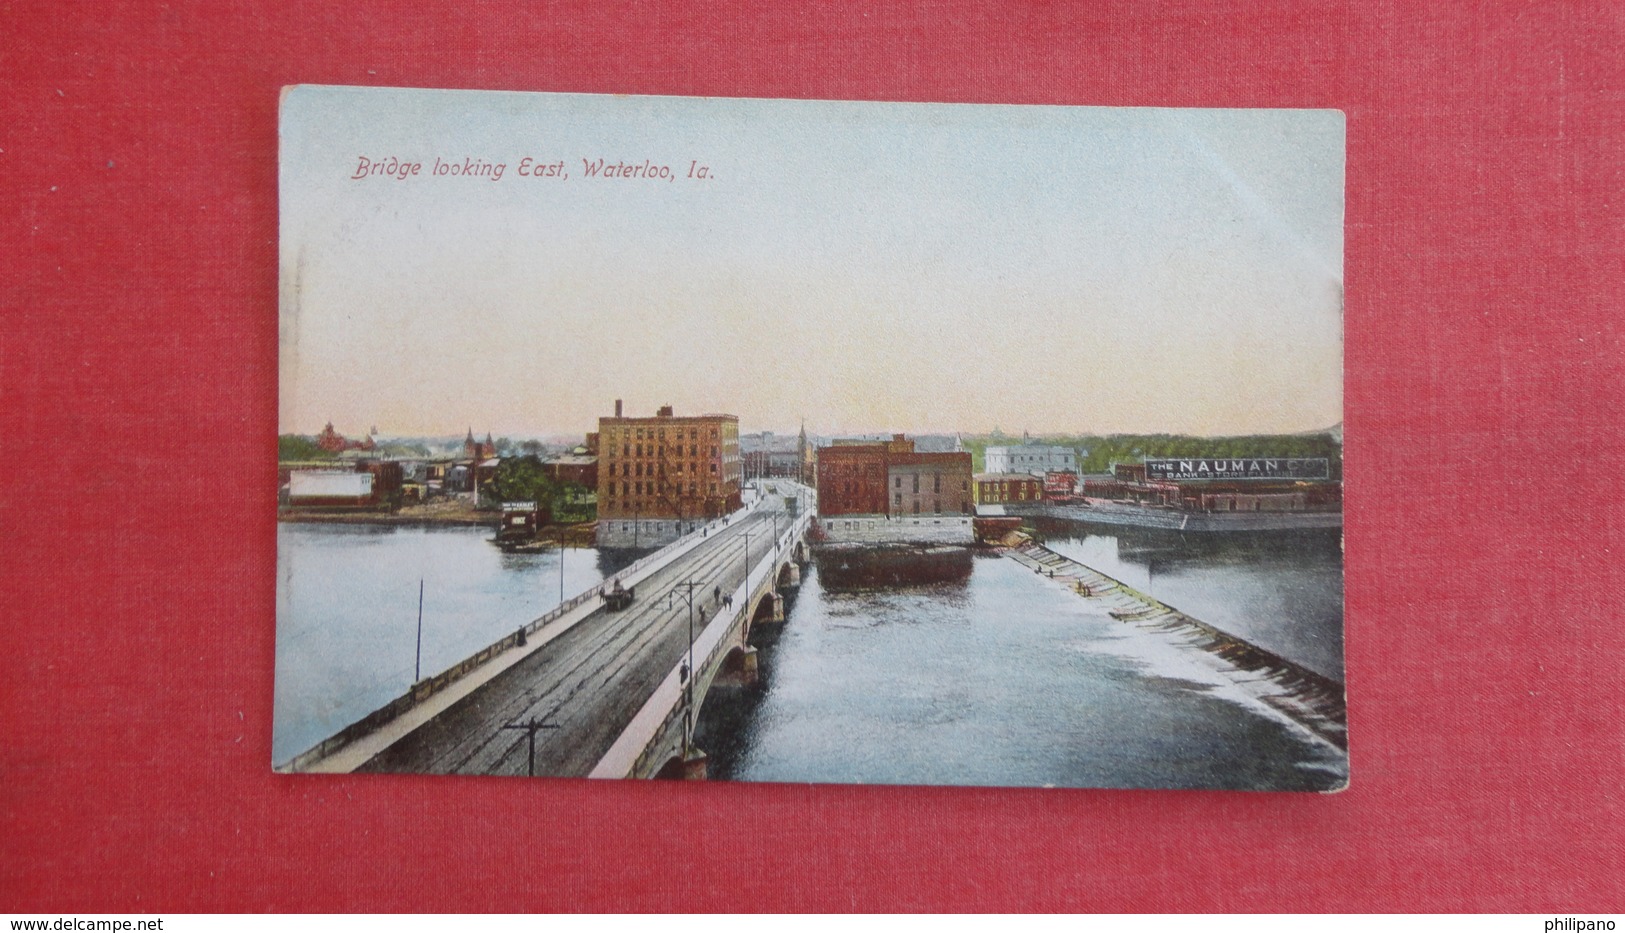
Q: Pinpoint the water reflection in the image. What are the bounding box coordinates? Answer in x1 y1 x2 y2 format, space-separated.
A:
813 545 973 591
1029 520 1344 681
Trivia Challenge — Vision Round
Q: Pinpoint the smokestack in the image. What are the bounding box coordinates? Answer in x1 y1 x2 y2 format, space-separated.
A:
614 399 622 418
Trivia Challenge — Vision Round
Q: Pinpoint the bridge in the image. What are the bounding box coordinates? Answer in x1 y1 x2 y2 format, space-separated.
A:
281 481 815 780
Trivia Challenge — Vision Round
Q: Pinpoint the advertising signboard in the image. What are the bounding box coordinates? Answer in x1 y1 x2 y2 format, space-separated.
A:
1143 458 1330 481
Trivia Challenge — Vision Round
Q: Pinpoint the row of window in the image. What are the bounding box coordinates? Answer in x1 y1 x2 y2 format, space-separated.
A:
894 474 952 493
606 426 720 443
606 520 701 533
978 483 1038 501
612 443 724 460
609 461 718 477
822 463 883 476
893 495 949 514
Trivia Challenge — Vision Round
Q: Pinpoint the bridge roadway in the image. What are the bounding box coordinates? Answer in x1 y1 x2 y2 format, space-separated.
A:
356 501 791 778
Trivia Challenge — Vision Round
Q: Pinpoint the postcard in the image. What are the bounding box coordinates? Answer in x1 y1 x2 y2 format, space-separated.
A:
277 86 1346 790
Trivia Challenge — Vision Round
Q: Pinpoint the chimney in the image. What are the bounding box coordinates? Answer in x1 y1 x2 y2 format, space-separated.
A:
657 405 674 418
614 399 622 418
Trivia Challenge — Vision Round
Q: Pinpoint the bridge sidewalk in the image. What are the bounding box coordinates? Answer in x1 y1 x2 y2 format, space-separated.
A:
289 500 767 774
590 510 811 779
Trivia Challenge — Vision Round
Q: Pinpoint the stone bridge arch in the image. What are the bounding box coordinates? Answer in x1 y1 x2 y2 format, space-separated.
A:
653 751 707 781
775 559 801 589
712 643 759 690
748 588 783 635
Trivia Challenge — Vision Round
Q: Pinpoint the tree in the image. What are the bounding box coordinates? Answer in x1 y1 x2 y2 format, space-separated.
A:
278 434 332 461
479 455 561 511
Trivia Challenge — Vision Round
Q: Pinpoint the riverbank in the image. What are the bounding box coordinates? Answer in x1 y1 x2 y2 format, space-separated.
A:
278 499 495 526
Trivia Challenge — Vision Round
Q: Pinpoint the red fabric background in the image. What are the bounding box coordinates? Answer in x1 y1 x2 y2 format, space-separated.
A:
3 1 1621 913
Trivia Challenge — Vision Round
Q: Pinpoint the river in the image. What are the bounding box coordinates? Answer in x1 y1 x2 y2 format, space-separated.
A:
276 520 1346 789
694 524 1345 791
273 523 643 766
1031 520 1345 681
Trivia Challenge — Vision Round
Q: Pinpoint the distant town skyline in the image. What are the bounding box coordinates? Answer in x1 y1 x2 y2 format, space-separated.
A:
281 88 1344 440
306 419 1343 445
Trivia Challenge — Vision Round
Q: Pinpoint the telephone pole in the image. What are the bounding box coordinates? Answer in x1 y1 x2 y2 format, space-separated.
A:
500 716 559 777
668 579 708 753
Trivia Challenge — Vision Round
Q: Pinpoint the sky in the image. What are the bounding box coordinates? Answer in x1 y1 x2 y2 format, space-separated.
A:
279 87 1344 439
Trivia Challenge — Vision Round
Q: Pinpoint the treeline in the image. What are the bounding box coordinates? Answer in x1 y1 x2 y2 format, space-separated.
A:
961 432 1342 476
276 433 433 461
277 434 333 461
478 455 595 523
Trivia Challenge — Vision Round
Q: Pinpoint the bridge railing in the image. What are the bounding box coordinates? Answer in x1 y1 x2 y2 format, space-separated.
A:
604 505 814 779
660 508 813 766
281 496 771 773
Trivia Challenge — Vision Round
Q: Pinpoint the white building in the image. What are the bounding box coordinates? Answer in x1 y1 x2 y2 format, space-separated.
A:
984 444 1079 476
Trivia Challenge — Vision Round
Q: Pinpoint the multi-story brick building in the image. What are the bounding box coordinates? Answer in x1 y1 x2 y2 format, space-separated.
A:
817 435 973 517
974 472 1044 506
596 401 741 547
887 450 974 516
814 443 889 516
815 435 974 544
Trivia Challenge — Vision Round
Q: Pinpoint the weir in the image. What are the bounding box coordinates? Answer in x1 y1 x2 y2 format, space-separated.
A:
1003 540 1347 751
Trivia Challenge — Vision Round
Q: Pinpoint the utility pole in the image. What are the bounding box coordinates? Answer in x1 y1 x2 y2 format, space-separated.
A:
668 579 708 753
414 578 424 683
500 716 559 777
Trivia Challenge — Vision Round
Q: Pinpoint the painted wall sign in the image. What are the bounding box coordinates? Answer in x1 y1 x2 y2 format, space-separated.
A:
1143 458 1330 481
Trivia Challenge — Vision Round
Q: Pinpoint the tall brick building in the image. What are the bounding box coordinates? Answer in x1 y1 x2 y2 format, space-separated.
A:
596 401 741 547
817 435 972 517
814 444 888 515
